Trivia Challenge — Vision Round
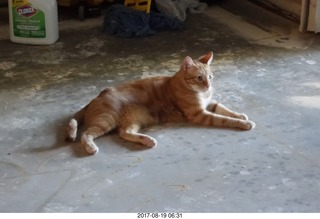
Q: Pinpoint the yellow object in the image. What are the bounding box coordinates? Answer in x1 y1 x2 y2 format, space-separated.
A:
124 0 151 13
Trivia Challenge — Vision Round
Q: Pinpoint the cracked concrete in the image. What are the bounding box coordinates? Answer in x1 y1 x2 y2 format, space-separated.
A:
1 1 320 213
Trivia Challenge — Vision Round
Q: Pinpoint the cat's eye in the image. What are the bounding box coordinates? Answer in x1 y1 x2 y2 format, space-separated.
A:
197 76 203 81
208 75 213 80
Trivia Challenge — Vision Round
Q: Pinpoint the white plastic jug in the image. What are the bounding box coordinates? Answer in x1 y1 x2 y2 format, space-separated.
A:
8 0 59 45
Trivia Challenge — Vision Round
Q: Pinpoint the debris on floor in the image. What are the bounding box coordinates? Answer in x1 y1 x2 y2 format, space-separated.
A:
155 0 208 21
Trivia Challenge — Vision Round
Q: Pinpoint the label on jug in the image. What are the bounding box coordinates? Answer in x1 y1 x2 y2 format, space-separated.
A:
12 0 46 38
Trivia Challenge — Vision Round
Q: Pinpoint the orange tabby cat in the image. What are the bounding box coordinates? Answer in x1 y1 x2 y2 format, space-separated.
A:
66 52 255 154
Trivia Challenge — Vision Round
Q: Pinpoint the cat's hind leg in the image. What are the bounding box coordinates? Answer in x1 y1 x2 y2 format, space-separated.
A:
65 105 87 142
66 119 78 141
119 124 157 148
81 122 115 155
81 126 105 154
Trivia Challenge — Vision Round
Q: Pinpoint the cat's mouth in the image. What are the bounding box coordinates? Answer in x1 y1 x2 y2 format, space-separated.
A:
189 84 210 93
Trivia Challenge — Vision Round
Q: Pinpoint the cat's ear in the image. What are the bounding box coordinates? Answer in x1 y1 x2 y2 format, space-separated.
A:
198 51 213 65
182 56 195 71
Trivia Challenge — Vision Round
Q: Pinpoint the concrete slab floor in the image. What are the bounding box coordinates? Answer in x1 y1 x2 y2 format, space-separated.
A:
1 1 320 213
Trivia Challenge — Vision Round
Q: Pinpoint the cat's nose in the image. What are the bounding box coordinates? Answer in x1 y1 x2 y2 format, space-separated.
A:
203 80 209 88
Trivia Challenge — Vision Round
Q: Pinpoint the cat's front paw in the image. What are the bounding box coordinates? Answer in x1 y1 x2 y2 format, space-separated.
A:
238 113 249 121
243 120 256 130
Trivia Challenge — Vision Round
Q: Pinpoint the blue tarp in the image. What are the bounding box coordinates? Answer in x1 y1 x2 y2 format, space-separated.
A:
103 4 184 38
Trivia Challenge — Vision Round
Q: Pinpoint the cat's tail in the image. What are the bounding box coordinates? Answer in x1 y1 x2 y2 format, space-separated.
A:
65 105 87 142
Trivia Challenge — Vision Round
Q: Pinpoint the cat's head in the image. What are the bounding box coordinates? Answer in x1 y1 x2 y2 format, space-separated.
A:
179 52 214 92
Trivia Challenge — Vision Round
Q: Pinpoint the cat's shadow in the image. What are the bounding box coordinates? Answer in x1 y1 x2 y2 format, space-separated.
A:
26 116 87 158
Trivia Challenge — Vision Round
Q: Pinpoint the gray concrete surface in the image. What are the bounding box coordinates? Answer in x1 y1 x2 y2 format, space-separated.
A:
1 1 320 213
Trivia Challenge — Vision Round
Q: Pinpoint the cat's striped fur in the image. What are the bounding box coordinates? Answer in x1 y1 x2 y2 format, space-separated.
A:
66 52 255 154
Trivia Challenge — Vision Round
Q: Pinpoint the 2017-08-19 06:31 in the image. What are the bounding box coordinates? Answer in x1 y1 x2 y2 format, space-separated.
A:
137 213 183 218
